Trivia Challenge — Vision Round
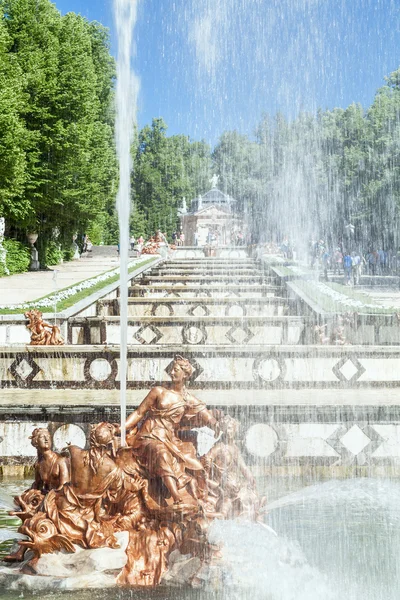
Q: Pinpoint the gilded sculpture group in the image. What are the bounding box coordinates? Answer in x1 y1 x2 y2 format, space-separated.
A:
6 356 264 586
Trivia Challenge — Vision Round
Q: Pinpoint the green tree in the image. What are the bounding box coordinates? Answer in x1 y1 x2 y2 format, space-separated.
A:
0 15 29 224
132 118 211 239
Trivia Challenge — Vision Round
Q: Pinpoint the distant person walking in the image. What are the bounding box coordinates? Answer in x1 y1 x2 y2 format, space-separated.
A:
378 248 387 274
82 233 88 254
137 235 144 255
343 252 352 285
322 250 330 281
366 250 378 276
179 232 185 246
333 248 343 275
352 252 361 285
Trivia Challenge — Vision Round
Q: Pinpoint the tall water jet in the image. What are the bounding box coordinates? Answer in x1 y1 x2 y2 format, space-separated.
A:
114 0 140 446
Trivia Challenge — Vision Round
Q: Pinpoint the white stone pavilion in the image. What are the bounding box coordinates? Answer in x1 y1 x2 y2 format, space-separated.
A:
180 178 242 247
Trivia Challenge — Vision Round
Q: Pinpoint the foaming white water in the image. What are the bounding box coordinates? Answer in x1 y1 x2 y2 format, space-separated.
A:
208 519 339 600
266 478 400 600
114 0 140 445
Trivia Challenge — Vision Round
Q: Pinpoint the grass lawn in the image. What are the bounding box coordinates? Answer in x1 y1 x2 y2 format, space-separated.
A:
294 279 396 315
0 258 155 315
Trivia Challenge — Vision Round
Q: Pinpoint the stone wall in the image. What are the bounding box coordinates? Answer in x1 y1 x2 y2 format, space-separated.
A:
1 345 400 471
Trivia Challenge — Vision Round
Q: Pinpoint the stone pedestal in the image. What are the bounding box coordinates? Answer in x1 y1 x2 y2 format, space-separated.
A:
29 246 40 271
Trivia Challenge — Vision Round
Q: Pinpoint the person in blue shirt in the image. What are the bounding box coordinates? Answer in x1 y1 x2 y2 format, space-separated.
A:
343 252 352 285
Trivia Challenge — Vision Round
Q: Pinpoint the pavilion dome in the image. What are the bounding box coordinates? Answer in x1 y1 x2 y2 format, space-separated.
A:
189 186 236 214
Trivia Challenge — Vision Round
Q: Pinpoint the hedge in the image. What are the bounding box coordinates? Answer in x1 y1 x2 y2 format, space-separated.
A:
0 239 31 276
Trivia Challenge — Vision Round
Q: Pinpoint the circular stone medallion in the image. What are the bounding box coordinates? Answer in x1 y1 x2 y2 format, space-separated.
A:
53 424 86 452
226 304 245 317
89 358 112 382
182 325 206 344
245 424 278 458
257 358 281 382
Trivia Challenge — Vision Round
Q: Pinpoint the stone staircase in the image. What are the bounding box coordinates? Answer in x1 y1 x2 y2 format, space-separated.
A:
68 257 307 346
1 254 400 473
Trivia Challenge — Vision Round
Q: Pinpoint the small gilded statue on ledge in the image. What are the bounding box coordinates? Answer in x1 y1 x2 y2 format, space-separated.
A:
25 309 64 346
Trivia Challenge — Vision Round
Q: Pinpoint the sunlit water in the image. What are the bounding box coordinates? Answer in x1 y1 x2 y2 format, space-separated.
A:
1 477 399 600
114 0 140 445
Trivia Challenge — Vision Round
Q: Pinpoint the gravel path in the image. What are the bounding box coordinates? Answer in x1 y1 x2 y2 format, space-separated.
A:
0 245 129 307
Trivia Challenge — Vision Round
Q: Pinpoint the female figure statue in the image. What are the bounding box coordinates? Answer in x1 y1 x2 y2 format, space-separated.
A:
116 356 219 506
30 428 70 493
3 428 70 562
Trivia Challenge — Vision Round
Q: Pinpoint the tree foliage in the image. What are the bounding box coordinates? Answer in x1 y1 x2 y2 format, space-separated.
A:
0 0 117 264
212 67 400 252
131 118 211 238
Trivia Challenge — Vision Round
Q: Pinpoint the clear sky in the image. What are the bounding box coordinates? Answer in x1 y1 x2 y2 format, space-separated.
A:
54 0 400 146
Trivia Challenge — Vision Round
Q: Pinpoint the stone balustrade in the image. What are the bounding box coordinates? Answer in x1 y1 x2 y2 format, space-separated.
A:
99 297 294 318
67 315 308 345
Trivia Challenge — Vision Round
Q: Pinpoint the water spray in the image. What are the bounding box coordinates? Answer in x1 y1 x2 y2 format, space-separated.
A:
114 0 140 446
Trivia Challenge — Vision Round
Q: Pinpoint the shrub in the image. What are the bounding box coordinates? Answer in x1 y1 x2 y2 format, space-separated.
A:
0 238 31 276
45 240 64 265
63 247 75 261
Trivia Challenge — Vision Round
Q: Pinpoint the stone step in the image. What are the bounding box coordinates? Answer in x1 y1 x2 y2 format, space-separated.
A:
167 260 255 266
68 315 308 346
150 268 261 276
2 344 399 393
140 275 277 285
99 297 294 317
170 247 248 259
128 285 282 298
2 345 400 468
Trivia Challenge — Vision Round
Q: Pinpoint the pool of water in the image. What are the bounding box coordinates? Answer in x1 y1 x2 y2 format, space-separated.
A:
0 476 399 600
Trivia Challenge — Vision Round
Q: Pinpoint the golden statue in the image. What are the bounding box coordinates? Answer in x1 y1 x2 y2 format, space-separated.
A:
115 355 219 508
202 415 265 520
4 428 69 562
6 357 264 587
25 309 64 345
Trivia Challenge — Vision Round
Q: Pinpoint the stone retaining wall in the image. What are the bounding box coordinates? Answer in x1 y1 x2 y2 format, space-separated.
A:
1 346 400 470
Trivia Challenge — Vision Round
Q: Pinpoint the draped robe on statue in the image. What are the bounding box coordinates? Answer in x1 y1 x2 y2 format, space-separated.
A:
131 394 206 490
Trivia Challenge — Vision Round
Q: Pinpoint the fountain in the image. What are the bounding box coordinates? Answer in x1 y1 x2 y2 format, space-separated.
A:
114 0 140 447
0 357 266 591
1 0 400 598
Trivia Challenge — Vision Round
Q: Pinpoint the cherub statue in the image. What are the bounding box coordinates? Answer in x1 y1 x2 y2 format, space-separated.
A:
314 323 330 344
43 422 126 549
25 309 64 345
202 415 265 520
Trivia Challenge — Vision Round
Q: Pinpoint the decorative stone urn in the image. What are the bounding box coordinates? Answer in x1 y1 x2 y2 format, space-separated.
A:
27 232 39 246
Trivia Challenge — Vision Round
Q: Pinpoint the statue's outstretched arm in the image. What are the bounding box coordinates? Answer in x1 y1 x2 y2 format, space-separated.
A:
197 407 219 434
124 386 159 431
